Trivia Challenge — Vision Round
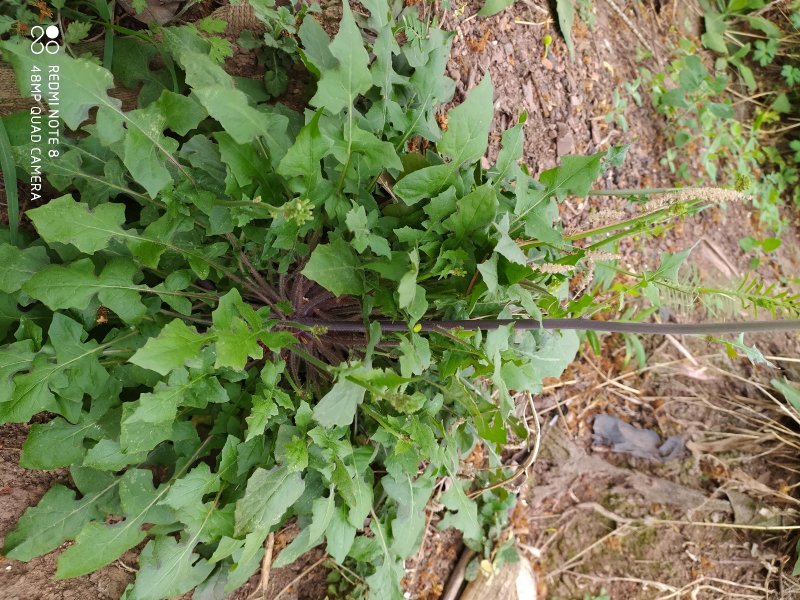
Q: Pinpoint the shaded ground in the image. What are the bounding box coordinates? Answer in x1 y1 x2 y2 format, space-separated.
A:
2 0 800 599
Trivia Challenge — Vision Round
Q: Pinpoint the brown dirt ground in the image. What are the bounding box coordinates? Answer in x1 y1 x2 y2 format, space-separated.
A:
2 0 800 599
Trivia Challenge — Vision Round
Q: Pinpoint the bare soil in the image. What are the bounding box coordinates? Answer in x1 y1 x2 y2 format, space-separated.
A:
2 0 799 599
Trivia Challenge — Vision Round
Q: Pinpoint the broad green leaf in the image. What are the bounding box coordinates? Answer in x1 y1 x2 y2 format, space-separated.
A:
120 391 178 454
493 116 525 185
478 0 515 16
772 378 800 414
745 15 780 38
477 254 500 294
3 315 108 424
120 369 215 453
298 15 336 73
27 195 127 255
652 248 692 282
702 11 728 54
211 131 267 192
57 469 172 578
325 503 356 563
223 535 265 594
234 466 305 536
20 415 100 469
1 39 117 130
382 474 434 556
196 85 289 154
0 292 22 340
361 0 392 29
3 485 103 561
345 205 391 257
370 24 405 100
278 109 333 191
437 75 493 166
443 184 498 239
56 517 146 578
0 340 36 405
177 50 290 162
129 319 210 376
83 439 148 471
283 436 309 472
527 329 580 379
153 90 207 136
117 103 178 197
364 516 404 599
438 480 481 541
244 392 278 442
539 152 604 200
331 124 403 176
44 148 137 204
556 0 576 58
272 493 334 568
493 214 528 265
313 376 365 427
302 239 363 297
23 258 147 324
130 537 215 600
162 464 220 519
407 27 455 128
0 244 49 293
333 457 373 528
513 183 562 242
309 2 372 114
399 334 431 378
394 164 455 205
211 288 264 371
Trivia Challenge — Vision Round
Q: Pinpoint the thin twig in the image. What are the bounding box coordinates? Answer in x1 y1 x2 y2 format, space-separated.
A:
261 533 275 600
468 392 542 498
273 556 327 600
440 548 475 600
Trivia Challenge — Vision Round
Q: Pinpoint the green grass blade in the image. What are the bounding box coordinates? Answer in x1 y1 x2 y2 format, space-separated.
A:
0 116 19 245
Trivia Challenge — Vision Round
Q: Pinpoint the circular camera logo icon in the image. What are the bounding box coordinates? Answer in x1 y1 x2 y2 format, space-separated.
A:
30 24 60 54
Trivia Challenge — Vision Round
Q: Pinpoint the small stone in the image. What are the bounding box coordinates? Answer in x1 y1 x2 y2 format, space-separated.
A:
556 123 575 157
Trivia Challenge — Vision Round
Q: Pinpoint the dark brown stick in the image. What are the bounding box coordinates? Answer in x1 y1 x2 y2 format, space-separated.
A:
283 318 800 336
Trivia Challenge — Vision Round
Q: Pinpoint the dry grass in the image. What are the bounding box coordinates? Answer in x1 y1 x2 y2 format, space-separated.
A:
519 334 800 599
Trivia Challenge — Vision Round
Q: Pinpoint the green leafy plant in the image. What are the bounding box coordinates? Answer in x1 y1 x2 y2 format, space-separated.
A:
576 0 596 29
556 0 576 58
641 35 799 232
0 3 636 597
647 1 800 233
605 88 629 132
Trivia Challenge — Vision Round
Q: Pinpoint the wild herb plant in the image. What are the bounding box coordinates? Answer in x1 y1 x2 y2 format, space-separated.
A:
644 1 799 233
0 2 787 599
